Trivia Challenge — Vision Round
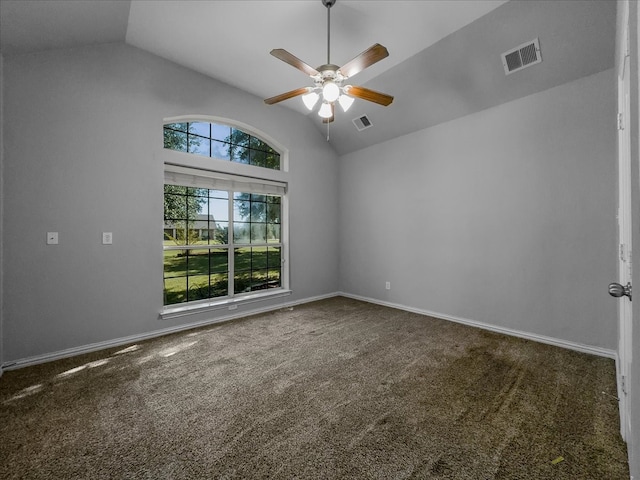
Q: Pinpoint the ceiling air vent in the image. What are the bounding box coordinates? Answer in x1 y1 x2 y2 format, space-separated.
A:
353 114 373 131
501 38 541 75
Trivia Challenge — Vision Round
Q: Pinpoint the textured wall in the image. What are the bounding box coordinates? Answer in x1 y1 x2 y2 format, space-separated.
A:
339 69 617 350
2 43 339 362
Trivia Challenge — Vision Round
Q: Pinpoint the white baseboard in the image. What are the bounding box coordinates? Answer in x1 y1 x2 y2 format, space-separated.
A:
0 292 340 372
1 291 616 372
339 292 617 360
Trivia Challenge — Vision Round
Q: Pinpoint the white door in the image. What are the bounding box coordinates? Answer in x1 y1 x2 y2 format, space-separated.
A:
615 0 633 442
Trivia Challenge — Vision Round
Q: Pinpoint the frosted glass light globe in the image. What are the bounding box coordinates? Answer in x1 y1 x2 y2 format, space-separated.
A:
338 94 354 112
302 91 319 110
318 102 333 118
322 82 340 103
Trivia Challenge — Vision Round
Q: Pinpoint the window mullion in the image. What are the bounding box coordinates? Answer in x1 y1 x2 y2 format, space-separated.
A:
228 189 235 298
184 192 190 302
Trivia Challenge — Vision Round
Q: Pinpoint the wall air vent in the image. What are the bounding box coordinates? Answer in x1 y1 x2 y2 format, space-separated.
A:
352 114 373 131
501 38 542 75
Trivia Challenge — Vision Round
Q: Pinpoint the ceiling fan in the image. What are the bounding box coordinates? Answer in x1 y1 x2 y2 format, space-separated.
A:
264 0 394 123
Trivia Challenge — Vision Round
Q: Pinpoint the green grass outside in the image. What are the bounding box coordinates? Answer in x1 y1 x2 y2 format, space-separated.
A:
163 244 281 305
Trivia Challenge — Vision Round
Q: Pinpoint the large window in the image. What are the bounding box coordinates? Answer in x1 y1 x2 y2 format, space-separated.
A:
162 119 287 310
163 184 282 306
164 121 281 170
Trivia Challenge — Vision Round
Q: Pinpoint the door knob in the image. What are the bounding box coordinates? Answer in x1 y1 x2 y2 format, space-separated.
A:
608 282 632 301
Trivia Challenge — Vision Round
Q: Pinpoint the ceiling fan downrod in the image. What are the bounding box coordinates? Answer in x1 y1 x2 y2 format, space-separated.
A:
322 0 336 65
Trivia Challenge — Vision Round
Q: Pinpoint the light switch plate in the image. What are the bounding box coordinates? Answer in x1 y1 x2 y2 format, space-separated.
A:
102 232 113 245
47 232 59 245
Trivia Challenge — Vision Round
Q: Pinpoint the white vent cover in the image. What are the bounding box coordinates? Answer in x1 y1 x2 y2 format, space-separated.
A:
352 114 373 131
501 38 542 75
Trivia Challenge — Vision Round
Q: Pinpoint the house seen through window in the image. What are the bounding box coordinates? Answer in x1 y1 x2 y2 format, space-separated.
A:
163 121 285 307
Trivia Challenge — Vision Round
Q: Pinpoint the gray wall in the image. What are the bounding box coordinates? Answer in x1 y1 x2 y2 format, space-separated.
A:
339 68 617 350
2 43 339 363
0 37 624 400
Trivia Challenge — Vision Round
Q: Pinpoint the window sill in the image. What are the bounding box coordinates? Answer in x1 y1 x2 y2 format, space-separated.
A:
159 289 292 320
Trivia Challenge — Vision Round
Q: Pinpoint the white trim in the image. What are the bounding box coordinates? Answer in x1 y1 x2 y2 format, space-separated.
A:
2 291 615 373
160 289 293 320
0 292 339 372
164 163 287 194
618 0 631 79
159 149 288 184
615 0 634 443
339 292 617 359
0 54 4 378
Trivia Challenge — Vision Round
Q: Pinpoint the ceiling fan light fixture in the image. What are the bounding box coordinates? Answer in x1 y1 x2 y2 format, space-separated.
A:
338 94 354 112
302 90 320 110
318 102 333 118
264 0 393 126
322 81 340 102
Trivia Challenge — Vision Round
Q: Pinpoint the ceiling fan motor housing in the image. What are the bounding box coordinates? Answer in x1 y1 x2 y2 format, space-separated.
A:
315 64 343 81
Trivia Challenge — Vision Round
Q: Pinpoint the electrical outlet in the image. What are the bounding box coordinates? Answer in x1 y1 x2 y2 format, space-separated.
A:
228 304 238 311
385 281 391 290
46 232 59 245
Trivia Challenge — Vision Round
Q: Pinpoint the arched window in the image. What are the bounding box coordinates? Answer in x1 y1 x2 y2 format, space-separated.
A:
163 121 281 170
161 118 289 316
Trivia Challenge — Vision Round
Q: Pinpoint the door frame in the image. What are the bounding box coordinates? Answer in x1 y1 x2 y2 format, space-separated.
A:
616 0 633 443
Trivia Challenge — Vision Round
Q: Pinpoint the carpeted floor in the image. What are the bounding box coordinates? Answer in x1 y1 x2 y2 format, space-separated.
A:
0 297 630 479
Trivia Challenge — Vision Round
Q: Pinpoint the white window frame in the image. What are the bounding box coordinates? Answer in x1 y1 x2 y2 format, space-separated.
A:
160 116 290 319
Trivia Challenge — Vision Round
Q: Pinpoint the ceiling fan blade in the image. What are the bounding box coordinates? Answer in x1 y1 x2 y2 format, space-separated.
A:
270 49 320 77
264 87 310 105
346 86 394 106
338 44 389 79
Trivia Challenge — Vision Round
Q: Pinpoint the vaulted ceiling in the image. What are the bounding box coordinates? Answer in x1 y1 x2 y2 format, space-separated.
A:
0 0 616 154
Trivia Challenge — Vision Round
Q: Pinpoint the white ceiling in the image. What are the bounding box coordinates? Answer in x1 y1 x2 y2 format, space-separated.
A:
0 0 617 154
125 0 509 114
0 0 129 54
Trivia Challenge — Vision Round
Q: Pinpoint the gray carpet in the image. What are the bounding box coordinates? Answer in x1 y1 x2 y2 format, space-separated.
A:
0 297 629 479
